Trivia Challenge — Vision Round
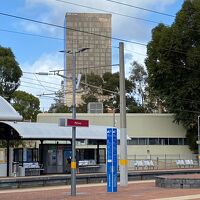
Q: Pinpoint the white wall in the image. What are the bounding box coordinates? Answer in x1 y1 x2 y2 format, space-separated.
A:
37 113 193 156
0 163 7 177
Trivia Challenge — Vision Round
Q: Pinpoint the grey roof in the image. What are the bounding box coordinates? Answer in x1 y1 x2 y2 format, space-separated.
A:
0 121 120 140
0 96 22 121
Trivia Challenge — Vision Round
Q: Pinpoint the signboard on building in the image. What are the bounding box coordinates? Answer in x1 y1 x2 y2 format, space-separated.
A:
59 118 89 127
107 128 118 192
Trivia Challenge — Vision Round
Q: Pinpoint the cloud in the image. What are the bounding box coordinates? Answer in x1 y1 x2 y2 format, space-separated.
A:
17 0 179 109
124 42 147 77
22 0 177 39
19 52 64 110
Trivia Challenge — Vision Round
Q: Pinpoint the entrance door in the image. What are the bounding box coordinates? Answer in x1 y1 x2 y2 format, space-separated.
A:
63 149 72 173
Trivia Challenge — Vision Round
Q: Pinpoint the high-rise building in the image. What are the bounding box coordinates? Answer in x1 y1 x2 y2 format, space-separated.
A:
64 13 112 107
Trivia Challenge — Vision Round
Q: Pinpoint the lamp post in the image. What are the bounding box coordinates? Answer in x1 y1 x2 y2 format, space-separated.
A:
119 42 128 186
60 48 90 196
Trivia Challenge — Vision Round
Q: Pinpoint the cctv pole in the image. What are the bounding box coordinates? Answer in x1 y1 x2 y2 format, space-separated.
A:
119 42 128 186
71 51 77 196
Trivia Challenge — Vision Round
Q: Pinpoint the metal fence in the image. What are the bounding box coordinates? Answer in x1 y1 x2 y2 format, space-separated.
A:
127 154 200 170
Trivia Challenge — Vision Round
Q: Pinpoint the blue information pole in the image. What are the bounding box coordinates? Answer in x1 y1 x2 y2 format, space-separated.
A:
107 128 118 192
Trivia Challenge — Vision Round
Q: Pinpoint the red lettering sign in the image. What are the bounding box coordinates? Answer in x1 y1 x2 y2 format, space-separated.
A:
67 119 89 127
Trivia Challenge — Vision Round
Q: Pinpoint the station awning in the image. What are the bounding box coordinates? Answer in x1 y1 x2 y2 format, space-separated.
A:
0 121 120 140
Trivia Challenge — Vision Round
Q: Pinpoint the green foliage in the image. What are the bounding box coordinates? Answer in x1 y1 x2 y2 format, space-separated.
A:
103 72 133 95
0 140 26 148
11 90 40 122
48 104 70 113
48 85 71 113
0 46 22 101
145 0 200 151
129 61 147 107
79 72 139 113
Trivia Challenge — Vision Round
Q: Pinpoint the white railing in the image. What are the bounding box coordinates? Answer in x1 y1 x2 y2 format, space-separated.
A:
126 154 199 170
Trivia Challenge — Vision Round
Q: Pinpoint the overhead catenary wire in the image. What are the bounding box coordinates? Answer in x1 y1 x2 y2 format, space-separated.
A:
55 0 161 25
1 12 200 58
0 12 147 47
22 76 62 87
104 0 176 18
1 28 145 56
21 80 60 91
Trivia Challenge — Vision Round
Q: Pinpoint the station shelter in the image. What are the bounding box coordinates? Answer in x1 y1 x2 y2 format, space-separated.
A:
0 96 118 177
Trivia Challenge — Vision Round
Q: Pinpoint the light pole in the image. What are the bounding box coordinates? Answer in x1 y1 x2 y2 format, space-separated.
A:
60 48 90 196
119 42 128 186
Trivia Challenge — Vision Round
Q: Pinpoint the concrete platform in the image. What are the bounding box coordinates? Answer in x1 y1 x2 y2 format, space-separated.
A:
1 168 200 189
156 174 200 189
2 180 200 200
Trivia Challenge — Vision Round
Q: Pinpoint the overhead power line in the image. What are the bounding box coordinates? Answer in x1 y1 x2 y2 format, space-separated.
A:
104 0 176 18
0 28 145 56
0 12 147 47
55 0 160 24
1 12 200 58
0 28 63 41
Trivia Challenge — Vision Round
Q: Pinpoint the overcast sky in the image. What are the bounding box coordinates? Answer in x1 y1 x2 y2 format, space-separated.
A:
0 0 184 111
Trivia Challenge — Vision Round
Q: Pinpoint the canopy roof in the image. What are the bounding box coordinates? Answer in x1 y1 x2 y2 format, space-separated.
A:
0 96 22 121
0 121 120 140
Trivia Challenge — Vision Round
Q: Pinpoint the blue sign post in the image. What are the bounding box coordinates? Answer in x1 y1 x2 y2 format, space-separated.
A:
107 128 118 192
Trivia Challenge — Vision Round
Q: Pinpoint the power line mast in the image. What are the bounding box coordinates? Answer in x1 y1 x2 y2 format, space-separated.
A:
119 42 128 186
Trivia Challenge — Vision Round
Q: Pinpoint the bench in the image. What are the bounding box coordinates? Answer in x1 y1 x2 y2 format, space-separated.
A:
184 160 194 168
143 160 155 169
133 160 155 170
176 159 195 168
176 160 185 168
23 162 44 176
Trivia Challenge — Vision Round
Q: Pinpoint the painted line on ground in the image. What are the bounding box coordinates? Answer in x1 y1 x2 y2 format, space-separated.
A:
152 194 200 200
0 180 154 194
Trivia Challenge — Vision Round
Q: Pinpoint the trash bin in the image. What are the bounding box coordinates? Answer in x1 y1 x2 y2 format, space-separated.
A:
19 166 25 176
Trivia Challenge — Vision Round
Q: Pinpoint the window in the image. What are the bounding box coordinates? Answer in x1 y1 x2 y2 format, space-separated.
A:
138 138 146 145
127 137 187 145
149 138 159 145
169 138 179 145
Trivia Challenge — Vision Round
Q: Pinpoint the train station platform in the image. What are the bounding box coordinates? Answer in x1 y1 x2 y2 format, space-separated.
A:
1 179 200 200
0 168 200 189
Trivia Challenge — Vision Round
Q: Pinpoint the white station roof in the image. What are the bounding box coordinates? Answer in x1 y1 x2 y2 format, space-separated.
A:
0 96 22 121
0 121 120 140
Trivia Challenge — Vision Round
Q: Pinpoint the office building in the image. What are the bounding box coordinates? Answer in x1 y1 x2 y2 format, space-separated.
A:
64 13 112 106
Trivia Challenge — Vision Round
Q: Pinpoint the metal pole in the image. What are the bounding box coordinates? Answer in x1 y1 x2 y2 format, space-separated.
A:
113 107 116 127
119 42 128 186
71 51 77 196
198 116 200 166
6 140 9 177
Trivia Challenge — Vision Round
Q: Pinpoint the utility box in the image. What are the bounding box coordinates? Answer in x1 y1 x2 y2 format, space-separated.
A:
87 102 103 113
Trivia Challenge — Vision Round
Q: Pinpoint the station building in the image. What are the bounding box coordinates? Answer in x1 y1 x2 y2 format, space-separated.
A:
37 113 193 158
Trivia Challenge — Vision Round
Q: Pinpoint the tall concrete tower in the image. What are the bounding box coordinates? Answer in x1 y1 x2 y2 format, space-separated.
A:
64 13 112 107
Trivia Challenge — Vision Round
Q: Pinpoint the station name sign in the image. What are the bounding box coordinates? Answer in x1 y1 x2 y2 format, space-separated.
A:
59 118 89 127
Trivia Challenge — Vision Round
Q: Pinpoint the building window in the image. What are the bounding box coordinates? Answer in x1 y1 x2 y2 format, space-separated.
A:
128 137 187 145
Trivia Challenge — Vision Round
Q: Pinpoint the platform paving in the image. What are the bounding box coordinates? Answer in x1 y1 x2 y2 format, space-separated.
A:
1 180 200 200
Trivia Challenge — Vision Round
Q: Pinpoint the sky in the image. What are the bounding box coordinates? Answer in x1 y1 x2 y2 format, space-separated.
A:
0 0 184 111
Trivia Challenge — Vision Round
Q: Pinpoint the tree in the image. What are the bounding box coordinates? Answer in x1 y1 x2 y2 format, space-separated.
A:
77 73 102 112
129 61 147 106
48 81 70 113
145 0 200 151
81 72 139 113
0 46 22 101
11 90 40 122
